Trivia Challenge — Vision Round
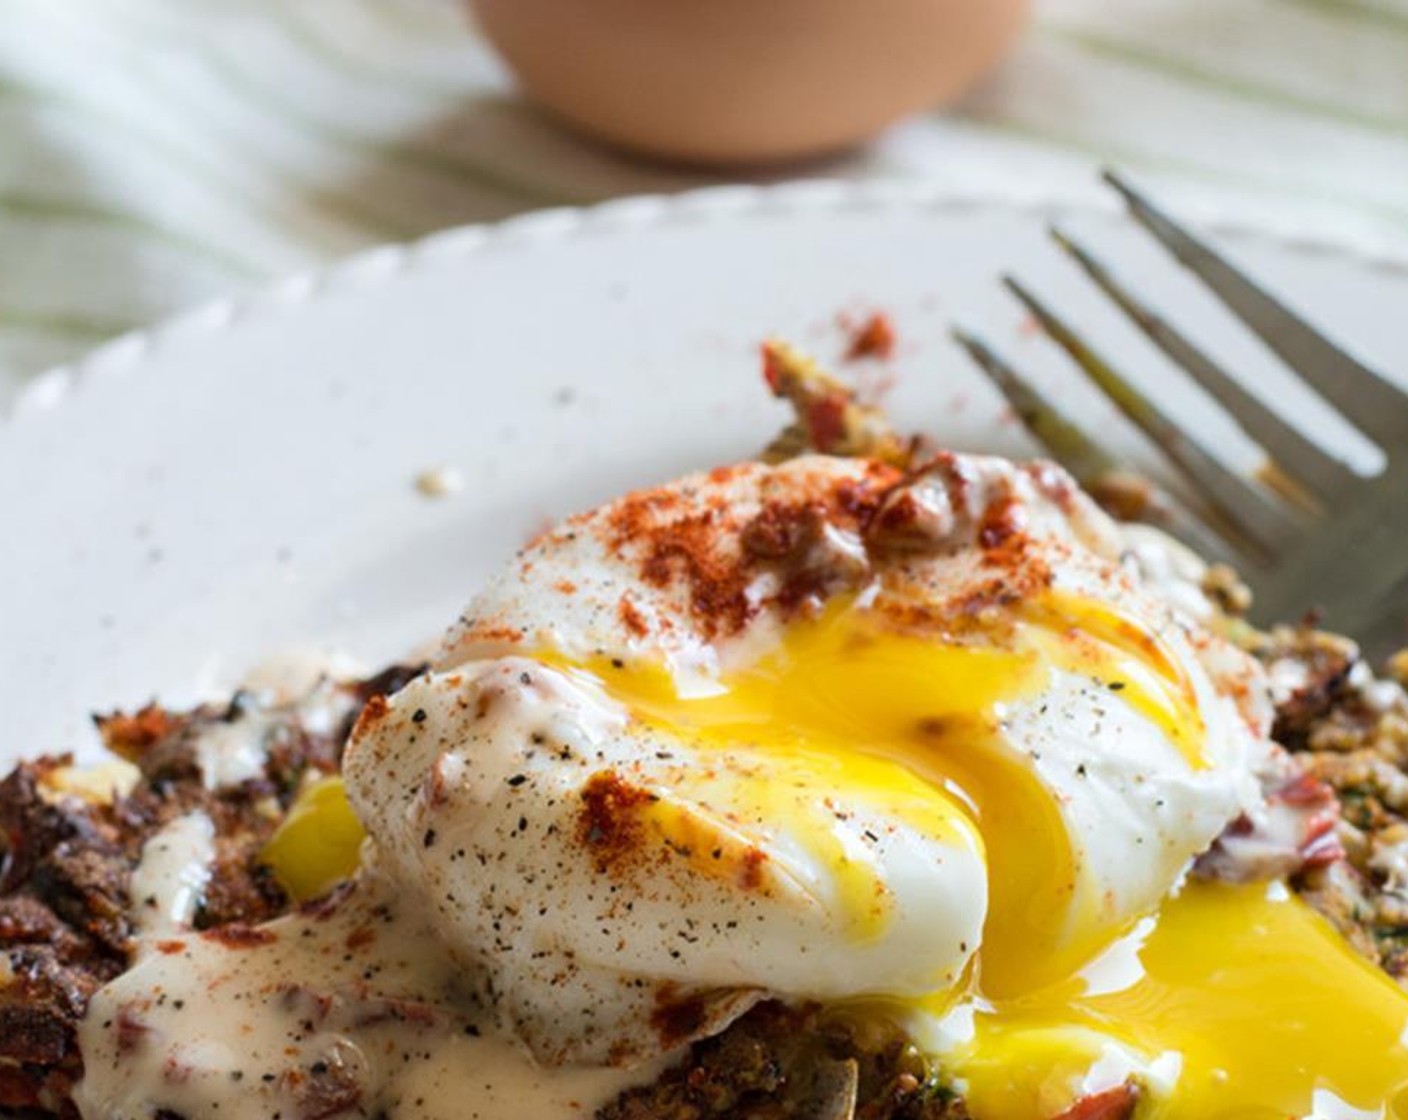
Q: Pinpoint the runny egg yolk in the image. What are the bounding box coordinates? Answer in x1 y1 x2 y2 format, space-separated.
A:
260 775 366 902
562 594 1202 992
560 597 1408 1118
944 879 1408 1119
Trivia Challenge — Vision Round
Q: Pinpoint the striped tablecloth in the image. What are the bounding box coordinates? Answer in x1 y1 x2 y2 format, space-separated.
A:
2 0 1406 407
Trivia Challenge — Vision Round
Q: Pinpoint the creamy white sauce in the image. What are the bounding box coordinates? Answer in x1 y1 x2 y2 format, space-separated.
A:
240 650 369 708
129 812 217 938
193 714 275 790
192 677 362 790
75 872 661 1120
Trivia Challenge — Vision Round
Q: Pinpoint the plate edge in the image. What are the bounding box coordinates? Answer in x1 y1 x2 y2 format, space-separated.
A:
7 177 1406 425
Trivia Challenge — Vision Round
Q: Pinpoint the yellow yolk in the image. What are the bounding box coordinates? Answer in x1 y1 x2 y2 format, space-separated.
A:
260 775 366 902
946 880 1408 1119
560 595 1204 991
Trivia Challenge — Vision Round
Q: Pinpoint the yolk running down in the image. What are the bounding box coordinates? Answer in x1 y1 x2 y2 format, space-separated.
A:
564 597 1408 1119
565 595 1203 993
947 879 1408 1119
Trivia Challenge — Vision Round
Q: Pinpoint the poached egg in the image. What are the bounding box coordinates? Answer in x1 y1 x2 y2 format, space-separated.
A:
342 451 1408 1117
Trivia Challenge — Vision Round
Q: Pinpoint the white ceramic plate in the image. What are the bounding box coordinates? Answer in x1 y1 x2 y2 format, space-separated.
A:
5 181 1407 766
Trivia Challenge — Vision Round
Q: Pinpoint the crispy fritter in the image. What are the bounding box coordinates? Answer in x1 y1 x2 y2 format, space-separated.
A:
1247 624 1408 979
598 1002 969 1120
0 666 422 1118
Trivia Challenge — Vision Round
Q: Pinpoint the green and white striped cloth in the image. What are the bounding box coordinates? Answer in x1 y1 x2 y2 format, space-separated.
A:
3 0 1406 406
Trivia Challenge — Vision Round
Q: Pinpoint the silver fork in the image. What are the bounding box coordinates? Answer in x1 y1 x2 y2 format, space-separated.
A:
951 170 1408 661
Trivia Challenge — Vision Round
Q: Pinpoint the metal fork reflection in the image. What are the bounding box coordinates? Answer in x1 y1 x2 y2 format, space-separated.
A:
952 171 1408 658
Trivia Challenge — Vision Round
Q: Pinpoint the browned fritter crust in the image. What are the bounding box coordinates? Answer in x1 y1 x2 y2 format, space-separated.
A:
0 666 422 1118
598 1001 969 1120
1 758 131 1118
1246 624 1408 979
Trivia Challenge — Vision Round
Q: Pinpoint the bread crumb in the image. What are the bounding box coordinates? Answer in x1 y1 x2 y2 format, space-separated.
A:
414 466 463 499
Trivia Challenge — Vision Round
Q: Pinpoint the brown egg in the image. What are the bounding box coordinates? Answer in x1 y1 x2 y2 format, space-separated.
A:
468 0 1031 166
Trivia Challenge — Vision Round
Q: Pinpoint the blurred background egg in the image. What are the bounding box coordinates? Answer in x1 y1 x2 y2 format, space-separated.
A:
467 0 1031 166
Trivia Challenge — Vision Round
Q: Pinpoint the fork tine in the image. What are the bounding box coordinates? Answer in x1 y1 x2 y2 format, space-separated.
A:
1048 225 1357 506
949 326 1118 484
950 326 1246 565
1102 169 1408 449
1002 274 1306 553
1251 464 1408 656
